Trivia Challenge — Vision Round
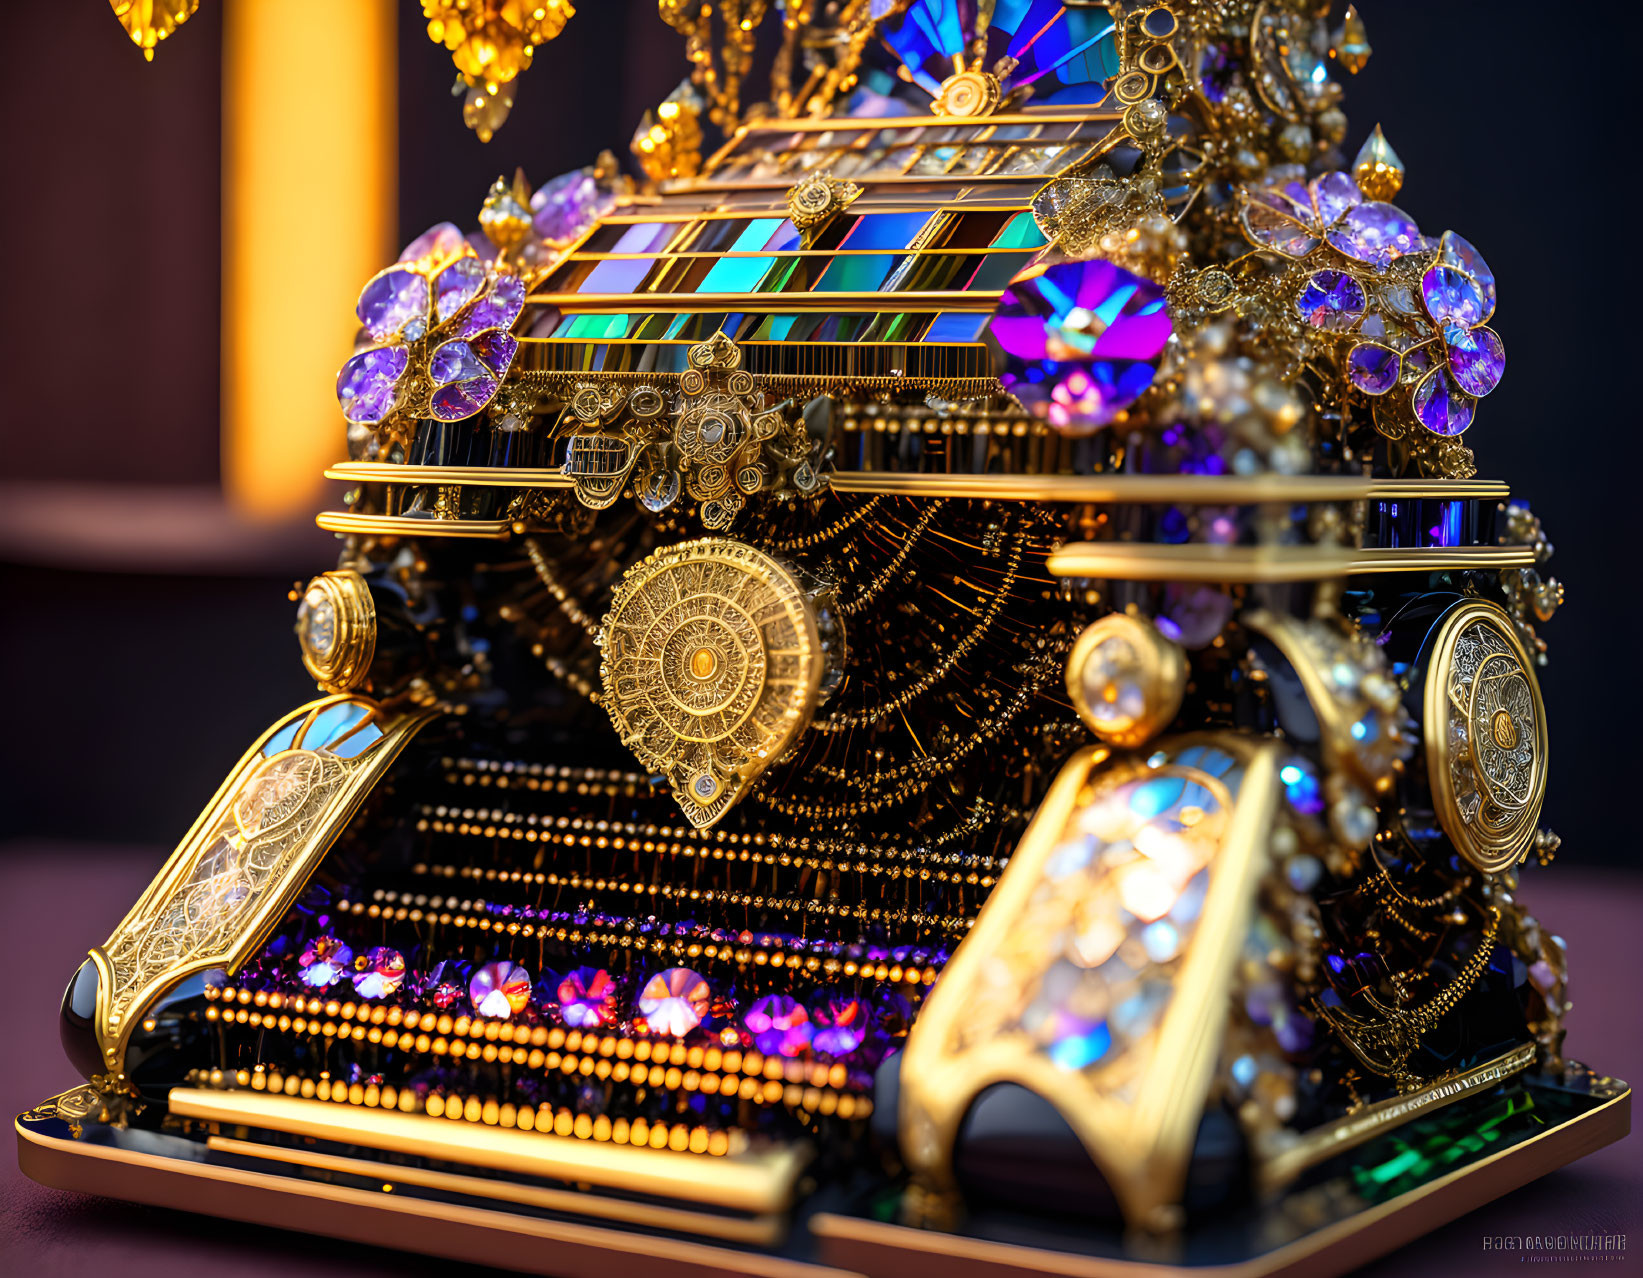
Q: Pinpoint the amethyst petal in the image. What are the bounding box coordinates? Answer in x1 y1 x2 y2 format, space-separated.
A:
355 268 429 343
470 330 519 377
336 346 409 424
457 274 527 339
1421 265 1486 326
1242 193 1320 257
429 339 488 386
1296 268 1366 330
1347 342 1400 395
1445 324 1505 397
434 257 488 323
431 376 500 421
1310 170 1362 225
1412 365 1476 436
1326 202 1421 266
399 222 468 270
1437 230 1496 320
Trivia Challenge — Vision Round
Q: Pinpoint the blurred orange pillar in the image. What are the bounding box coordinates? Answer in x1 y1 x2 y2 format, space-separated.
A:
222 0 397 521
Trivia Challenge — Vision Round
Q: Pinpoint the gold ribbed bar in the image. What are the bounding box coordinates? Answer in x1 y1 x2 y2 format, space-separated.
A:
1047 543 1536 582
325 463 573 488
314 512 513 539
204 1136 782 1244
526 290 999 312
169 1089 809 1216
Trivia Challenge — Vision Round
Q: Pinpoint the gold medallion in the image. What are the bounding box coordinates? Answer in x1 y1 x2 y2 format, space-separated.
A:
598 538 834 827
1423 600 1547 873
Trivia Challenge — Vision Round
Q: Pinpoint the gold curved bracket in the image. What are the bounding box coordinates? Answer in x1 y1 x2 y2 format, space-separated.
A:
89 695 437 1078
898 735 1280 1231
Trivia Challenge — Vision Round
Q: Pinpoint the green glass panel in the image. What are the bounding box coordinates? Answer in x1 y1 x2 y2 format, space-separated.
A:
816 253 897 292
565 313 633 339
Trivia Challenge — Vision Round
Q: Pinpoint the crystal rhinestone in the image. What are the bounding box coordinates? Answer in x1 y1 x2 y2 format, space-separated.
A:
1445 325 1505 397
1327 202 1421 266
298 936 354 988
637 967 711 1036
557 967 618 1029
296 589 337 659
356 268 430 343
1332 5 1372 74
1080 634 1150 735
336 346 408 425
1310 170 1362 225
469 961 532 1019
811 997 866 1056
457 274 527 339
532 166 621 245
1242 190 1320 258
1436 231 1496 316
352 947 406 999
1296 269 1366 330
990 259 1172 435
1347 342 1400 395
745 995 813 1057
1412 366 1476 436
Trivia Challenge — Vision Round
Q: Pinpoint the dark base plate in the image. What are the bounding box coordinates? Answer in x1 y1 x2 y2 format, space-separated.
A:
17 1069 1630 1278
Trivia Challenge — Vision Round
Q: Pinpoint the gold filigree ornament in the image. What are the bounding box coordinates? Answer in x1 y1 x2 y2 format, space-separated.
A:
1420 600 1547 874
786 171 861 233
109 0 199 60
561 335 823 529
423 0 577 141
932 69 1001 118
89 697 434 1075
597 538 843 828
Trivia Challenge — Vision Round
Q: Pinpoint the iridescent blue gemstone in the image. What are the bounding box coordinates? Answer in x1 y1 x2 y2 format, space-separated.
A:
990 259 1172 435
1422 265 1486 326
1347 342 1400 395
1279 758 1325 816
1327 202 1421 266
1444 324 1505 397
1436 230 1496 316
1412 366 1476 436
1296 269 1366 330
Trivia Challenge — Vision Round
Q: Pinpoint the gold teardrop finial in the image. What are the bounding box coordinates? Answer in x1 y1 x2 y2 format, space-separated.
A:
110 0 200 61
1332 5 1371 75
1353 125 1405 201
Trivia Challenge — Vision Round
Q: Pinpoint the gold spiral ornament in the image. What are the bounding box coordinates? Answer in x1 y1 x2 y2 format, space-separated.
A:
598 538 835 827
1423 600 1547 873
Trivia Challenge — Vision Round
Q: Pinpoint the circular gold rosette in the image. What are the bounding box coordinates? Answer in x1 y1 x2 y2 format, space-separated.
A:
1424 600 1548 873
598 538 827 828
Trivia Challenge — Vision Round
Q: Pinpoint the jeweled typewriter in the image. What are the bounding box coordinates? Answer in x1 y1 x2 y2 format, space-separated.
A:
20 3 1629 1275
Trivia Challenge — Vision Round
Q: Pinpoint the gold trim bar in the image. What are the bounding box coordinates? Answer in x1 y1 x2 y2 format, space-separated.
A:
1047 543 1536 582
315 512 514 539
1258 1043 1537 1192
205 1136 782 1244
169 1088 810 1216
524 291 1000 311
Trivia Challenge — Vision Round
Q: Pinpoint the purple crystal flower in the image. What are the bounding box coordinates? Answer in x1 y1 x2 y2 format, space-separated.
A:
1405 230 1504 435
745 995 814 1057
637 967 711 1037
811 997 866 1056
989 259 1173 436
469 961 532 1019
1296 268 1366 330
1242 170 1421 267
352 946 406 999
334 224 528 428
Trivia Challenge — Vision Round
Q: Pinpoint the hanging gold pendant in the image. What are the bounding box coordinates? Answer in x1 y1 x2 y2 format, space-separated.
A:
597 538 842 827
110 0 200 61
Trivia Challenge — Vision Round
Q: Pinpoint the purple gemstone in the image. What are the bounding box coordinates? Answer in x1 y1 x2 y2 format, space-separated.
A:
434 258 488 323
298 936 354 988
430 340 488 385
531 168 618 245
637 967 710 1036
431 376 499 421
1309 171 1362 225
352 946 406 999
1296 269 1366 330
990 259 1172 433
1445 324 1505 397
1242 192 1319 258
1348 342 1401 395
336 346 408 424
557 967 618 1029
1412 366 1475 436
355 268 429 343
470 330 519 376
811 997 867 1056
1198 44 1233 102
1437 230 1495 317
1326 202 1422 266
1157 583 1234 648
399 221 467 268
457 274 527 338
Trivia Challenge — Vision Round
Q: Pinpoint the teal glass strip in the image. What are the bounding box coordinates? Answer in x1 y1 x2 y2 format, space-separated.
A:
992 210 1049 248
698 255 776 293
730 218 784 251
565 313 633 339
816 253 897 292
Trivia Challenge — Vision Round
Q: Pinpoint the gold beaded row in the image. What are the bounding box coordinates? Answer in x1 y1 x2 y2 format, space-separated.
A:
835 501 944 618
329 897 945 985
415 819 1001 887
355 881 975 934
212 1068 749 1157
524 537 604 639
761 495 883 551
